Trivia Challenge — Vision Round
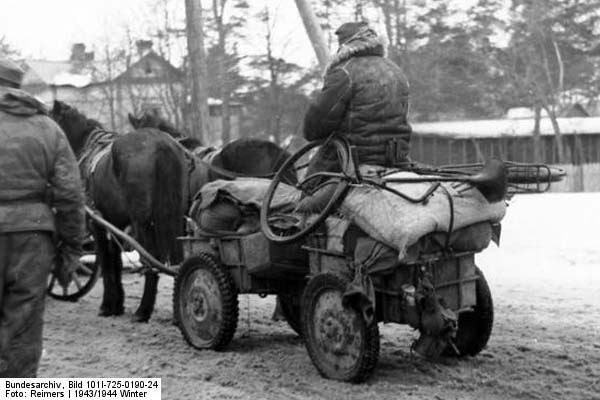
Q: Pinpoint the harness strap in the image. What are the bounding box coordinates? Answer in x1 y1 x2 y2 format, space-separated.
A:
77 128 117 204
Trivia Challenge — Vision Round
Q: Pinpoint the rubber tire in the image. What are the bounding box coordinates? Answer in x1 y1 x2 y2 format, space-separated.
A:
173 253 239 351
301 273 380 383
447 266 494 357
277 293 303 336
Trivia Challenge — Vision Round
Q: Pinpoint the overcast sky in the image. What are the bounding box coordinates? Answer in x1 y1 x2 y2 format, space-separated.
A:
0 0 331 68
1 0 481 69
2 0 146 59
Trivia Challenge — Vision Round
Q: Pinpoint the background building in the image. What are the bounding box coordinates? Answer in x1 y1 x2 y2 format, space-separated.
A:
21 41 241 145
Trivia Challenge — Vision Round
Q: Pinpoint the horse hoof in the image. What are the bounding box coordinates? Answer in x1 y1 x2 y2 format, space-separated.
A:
99 306 125 317
132 313 150 323
99 310 110 317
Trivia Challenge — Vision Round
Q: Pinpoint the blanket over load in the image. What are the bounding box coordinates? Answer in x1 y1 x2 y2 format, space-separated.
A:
339 170 507 260
190 178 300 234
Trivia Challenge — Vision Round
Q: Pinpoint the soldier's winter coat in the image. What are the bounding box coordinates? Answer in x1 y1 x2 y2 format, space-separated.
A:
303 29 412 167
0 87 84 242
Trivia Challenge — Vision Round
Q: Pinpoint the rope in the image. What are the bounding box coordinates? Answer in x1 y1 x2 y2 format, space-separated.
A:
439 185 456 250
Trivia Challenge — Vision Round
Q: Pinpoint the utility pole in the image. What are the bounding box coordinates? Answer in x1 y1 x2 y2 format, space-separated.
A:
185 0 209 142
294 0 330 72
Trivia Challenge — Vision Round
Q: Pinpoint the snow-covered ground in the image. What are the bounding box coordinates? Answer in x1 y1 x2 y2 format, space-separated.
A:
40 192 600 400
479 192 600 289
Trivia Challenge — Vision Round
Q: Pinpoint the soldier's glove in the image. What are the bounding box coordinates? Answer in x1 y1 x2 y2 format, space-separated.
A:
54 245 83 290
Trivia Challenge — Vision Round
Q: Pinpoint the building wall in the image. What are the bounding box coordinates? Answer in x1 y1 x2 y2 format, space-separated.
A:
28 81 240 143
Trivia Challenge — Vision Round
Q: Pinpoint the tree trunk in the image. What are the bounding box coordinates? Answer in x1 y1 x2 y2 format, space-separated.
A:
185 0 209 143
213 0 231 144
294 0 330 72
532 104 542 163
544 106 566 163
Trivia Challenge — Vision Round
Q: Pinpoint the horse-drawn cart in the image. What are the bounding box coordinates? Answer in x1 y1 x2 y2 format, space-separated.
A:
172 138 565 382
46 135 564 382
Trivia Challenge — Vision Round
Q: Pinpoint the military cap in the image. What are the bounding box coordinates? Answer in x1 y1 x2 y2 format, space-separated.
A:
335 21 370 45
0 57 24 87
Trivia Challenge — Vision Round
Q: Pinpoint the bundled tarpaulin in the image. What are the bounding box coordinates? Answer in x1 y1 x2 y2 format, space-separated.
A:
340 170 507 260
189 178 301 234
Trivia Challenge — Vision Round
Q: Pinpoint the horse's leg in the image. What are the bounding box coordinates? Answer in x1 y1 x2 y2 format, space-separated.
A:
131 222 159 323
132 268 159 323
94 225 125 317
112 238 125 313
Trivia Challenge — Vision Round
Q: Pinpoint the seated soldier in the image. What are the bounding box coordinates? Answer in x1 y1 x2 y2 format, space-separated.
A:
303 21 412 175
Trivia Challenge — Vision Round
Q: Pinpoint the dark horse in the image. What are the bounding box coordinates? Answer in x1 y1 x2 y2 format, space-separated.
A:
128 112 299 323
51 101 187 322
127 112 298 189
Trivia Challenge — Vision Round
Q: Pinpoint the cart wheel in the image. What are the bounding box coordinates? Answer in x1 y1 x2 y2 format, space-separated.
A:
47 245 101 302
301 273 379 382
173 253 239 351
277 293 303 336
446 266 494 357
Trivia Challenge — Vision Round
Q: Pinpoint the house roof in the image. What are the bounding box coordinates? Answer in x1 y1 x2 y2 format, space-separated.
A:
22 51 182 88
412 116 600 138
22 60 95 88
113 51 184 82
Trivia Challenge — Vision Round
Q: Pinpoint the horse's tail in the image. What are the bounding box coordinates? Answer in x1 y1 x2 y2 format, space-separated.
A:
150 142 184 264
112 136 184 264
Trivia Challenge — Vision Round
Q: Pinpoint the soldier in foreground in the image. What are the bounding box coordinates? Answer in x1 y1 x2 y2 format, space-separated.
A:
0 57 85 377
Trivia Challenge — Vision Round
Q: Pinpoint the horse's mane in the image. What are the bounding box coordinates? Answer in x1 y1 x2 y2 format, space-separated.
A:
132 112 186 139
52 100 105 134
178 137 203 150
86 118 104 131
157 120 184 138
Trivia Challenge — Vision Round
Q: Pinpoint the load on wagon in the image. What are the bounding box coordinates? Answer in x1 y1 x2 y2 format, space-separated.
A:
174 138 565 382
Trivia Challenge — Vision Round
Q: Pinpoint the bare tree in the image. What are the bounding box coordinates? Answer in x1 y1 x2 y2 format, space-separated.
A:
151 0 188 129
185 0 210 142
207 0 248 143
262 6 281 144
294 0 330 71
99 45 120 131
250 6 302 143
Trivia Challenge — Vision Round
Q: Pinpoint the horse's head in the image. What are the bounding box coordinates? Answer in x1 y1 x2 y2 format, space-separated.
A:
128 112 185 139
51 100 99 155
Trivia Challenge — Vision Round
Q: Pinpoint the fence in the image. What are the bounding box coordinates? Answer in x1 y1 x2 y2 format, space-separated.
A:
409 133 600 192
411 133 600 166
548 163 600 192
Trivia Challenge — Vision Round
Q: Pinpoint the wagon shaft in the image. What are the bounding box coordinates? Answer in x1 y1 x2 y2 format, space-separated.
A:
84 205 178 276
